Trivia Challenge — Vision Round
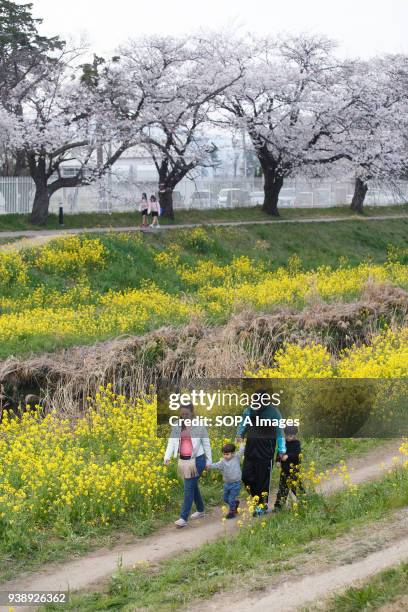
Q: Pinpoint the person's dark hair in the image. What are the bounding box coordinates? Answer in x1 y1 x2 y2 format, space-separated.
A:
150 194 157 202
180 403 194 429
285 425 299 437
142 192 147 200
255 388 271 400
222 442 236 454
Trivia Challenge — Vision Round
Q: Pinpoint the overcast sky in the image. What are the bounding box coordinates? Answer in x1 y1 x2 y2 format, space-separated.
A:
30 0 408 58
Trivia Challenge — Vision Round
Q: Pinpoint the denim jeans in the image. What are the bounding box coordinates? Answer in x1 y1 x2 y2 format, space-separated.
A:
223 481 241 511
180 454 206 521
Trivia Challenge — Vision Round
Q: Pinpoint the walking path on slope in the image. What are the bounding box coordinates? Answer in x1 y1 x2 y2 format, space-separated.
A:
199 535 408 612
0 212 407 244
0 440 402 601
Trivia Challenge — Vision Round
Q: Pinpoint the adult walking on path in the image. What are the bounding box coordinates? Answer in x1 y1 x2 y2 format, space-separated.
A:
164 404 212 528
236 389 286 515
0 441 401 596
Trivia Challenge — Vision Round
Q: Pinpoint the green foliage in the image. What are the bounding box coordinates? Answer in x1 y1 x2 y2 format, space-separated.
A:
43 463 408 611
298 380 378 437
0 217 408 358
387 244 408 265
0 204 408 232
328 562 408 611
182 227 215 253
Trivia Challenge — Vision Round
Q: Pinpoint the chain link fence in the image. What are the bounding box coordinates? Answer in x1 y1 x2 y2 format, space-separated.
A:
0 176 407 215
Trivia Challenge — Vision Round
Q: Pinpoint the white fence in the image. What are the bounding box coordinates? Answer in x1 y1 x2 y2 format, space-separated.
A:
0 177 34 214
0 176 407 215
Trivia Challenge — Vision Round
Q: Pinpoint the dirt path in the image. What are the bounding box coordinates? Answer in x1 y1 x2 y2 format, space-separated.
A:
194 505 408 612
379 595 408 611
0 212 407 243
0 213 407 253
213 537 408 612
192 441 407 612
0 441 401 602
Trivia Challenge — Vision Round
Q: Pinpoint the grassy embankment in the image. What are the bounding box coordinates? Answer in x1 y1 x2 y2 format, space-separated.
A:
0 203 407 232
320 562 408 611
0 432 378 583
0 216 406 581
42 460 408 612
1 218 408 358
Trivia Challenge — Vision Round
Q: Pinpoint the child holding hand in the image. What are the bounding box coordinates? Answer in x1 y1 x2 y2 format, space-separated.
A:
273 425 304 511
209 442 245 519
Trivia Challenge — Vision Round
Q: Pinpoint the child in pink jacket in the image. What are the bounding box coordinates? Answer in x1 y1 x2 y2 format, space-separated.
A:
148 195 160 227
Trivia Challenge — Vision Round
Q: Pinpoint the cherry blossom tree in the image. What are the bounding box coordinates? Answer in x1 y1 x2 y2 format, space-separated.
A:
4 46 151 225
0 0 64 175
120 33 244 218
7 32 240 224
4 27 407 225
336 56 408 212
218 34 354 216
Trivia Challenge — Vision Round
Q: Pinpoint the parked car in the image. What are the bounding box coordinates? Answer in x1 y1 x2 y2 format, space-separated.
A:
250 190 264 205
278 188 296 207
346 189 382 206
295 191 314 207
172 191 184 207
190 190 216 207
251 187 296 207
218 188 250 207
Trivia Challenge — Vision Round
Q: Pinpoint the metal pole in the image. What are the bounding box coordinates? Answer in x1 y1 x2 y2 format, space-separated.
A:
59 205 64 226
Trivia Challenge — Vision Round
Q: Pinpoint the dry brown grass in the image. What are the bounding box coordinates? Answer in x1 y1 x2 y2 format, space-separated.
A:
1 283 407 414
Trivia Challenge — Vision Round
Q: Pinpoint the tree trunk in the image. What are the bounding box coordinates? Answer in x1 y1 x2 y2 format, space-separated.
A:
30 176 50 225
13 150 28 176
158 183 175 220
350 177 368 214
262 170 283 216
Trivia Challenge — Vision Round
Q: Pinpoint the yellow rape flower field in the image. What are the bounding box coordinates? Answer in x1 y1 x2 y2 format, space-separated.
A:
34 235 106 275
248 327 408 379
0 387 178 554
0 286 195 344
0 232 408 356
1 327 407 555
0 229 408 566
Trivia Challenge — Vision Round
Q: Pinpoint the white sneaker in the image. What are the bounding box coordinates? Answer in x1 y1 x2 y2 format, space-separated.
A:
191 511 205 520
174 518 187 528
